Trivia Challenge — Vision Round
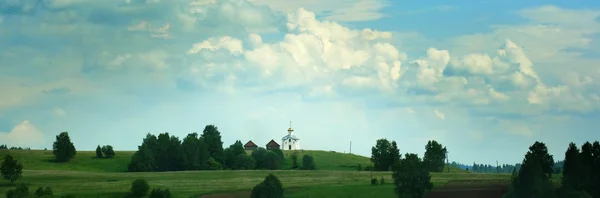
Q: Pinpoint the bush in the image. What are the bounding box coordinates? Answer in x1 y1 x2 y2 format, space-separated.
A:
232 154 255 170
207 157 223 170
380 177 385 185
149 188 172 198
302 155 316 170
291 152 299 169
131 179 150 197
371 178 378 185
356 164 363 171
251 174 284 198
1 155 23 184
34 186 53 197
6 184 29 198
364 165 374 171
102 145 115 158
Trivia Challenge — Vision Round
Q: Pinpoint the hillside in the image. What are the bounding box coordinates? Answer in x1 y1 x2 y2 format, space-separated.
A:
1 149 467 173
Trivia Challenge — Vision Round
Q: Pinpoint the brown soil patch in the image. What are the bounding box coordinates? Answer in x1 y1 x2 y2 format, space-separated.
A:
427 183 508 198
199 188 302 198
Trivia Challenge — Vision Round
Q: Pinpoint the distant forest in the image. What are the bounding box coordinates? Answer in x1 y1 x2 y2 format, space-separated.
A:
451 160 564 174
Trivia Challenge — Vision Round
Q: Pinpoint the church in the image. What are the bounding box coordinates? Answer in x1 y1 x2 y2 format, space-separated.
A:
281 121 300 150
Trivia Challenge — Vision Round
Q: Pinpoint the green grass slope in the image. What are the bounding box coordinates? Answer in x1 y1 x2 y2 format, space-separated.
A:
0 149 135 172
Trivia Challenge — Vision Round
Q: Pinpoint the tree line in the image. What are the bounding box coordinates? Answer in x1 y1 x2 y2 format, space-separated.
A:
503 141 600 198
0 145 31 150
127 125 316 172
370 139 448 173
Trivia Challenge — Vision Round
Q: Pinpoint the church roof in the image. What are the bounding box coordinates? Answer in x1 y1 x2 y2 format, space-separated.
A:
266 139 280 147
282 134 300 141
244 140 258 148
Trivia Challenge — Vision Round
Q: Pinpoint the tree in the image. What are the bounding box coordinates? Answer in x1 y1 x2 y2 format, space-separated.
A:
560 143 584 191
95 145 103 158
503 141 556 198
590 141 600 198
291 152 299 169
302 155 316 170
128 144 156 172
392 153 433 198
252 148 268 169
232 154 256 170
579 142 594 194
34 186 53 197
371 139 401 171
251 174 284 198
0 144 7 149
207 157 223 170
52 132 77 162
102 145 115 158
131 179 150 197
201 125 224 164
181 133 209 170
423 140 447 172
263 151 283 170
1 155 23 184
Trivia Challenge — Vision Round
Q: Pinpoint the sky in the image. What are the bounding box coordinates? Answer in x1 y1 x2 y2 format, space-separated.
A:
1 0 599 166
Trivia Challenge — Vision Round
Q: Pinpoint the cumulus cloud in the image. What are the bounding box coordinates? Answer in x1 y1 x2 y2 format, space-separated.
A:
0 120 45 148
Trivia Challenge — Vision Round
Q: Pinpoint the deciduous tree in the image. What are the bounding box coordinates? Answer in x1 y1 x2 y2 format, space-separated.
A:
423 140 447 172
1 155 23 184
392 153 433 198
52 132 77 162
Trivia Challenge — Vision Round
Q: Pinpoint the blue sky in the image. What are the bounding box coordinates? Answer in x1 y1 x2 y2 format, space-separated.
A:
1 0 599 166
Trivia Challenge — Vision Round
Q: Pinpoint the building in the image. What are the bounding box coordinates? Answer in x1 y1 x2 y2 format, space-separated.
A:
266 140 280 150
244 140 258 151
282 121 300 150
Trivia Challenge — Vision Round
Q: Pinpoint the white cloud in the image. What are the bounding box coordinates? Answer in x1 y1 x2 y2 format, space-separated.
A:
0 120 45 148
53 108 67 117
434 109 445 120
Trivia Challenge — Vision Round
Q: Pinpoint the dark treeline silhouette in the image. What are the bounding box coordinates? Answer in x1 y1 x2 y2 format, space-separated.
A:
503 141 600 198
0 145 30 150
127 125 293 172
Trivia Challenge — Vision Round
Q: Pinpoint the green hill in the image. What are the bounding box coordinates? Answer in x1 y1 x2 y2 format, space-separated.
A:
1 149 466 173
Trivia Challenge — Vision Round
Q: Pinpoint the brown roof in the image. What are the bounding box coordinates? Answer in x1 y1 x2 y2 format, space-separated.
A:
266 139 280 147
244 140 258 147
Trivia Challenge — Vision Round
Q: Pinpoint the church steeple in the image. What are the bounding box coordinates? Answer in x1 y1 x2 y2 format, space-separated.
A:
287 121 294 135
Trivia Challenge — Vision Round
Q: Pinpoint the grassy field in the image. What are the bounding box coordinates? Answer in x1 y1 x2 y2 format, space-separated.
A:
0 149 504 198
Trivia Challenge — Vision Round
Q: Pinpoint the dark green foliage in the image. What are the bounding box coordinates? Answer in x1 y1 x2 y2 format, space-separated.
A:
371 139 401 171
52 132 77 162
223 140 247 169
380 177 385 185
61 194 76 198
201 125 224 164
371 178 378 185
392 153 433 198
95 145 103 158
0 144 7 149
561 143 584 191
232 154 256 170
590 141 600 198
263 151 283 170
130 179 150 197
5 184 29 198
128 133 186 172
579 142 594 196
149 188 172 198
181 133 210 170
250 174 284 198
356 164 363 171
302 155 316 170
101 145 115 158
207 157 223 170
291 152 299 169
503 141 556 198
271 148 284 160
34 186 53 197
252 148 268 168
423 140 447 173
1 155 23 184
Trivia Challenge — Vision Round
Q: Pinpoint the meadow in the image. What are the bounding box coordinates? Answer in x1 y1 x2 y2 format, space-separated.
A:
0 149 520 198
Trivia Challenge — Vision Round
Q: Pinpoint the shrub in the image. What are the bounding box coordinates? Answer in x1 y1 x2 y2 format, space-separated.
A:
35 186 53 197
357 164 363 171
149 188 172 198
371 178 378 185
251 174 284 198
291 152 299 169
130 179 150 197
207 157 223 170
6 184 29 198
380 177 385 185
302 155 316 170
102 145 115 158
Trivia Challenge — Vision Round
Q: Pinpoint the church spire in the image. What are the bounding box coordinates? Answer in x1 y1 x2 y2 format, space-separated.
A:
288 121 294 134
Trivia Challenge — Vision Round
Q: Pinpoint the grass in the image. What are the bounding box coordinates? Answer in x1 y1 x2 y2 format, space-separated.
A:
0 149 502 198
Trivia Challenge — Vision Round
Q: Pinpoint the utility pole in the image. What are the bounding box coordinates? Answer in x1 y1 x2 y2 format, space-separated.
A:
496 160 500 173
349 141 352 154
446 150 450 173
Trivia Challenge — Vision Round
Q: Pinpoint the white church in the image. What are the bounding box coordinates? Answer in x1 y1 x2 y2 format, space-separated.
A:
282 121 300 150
